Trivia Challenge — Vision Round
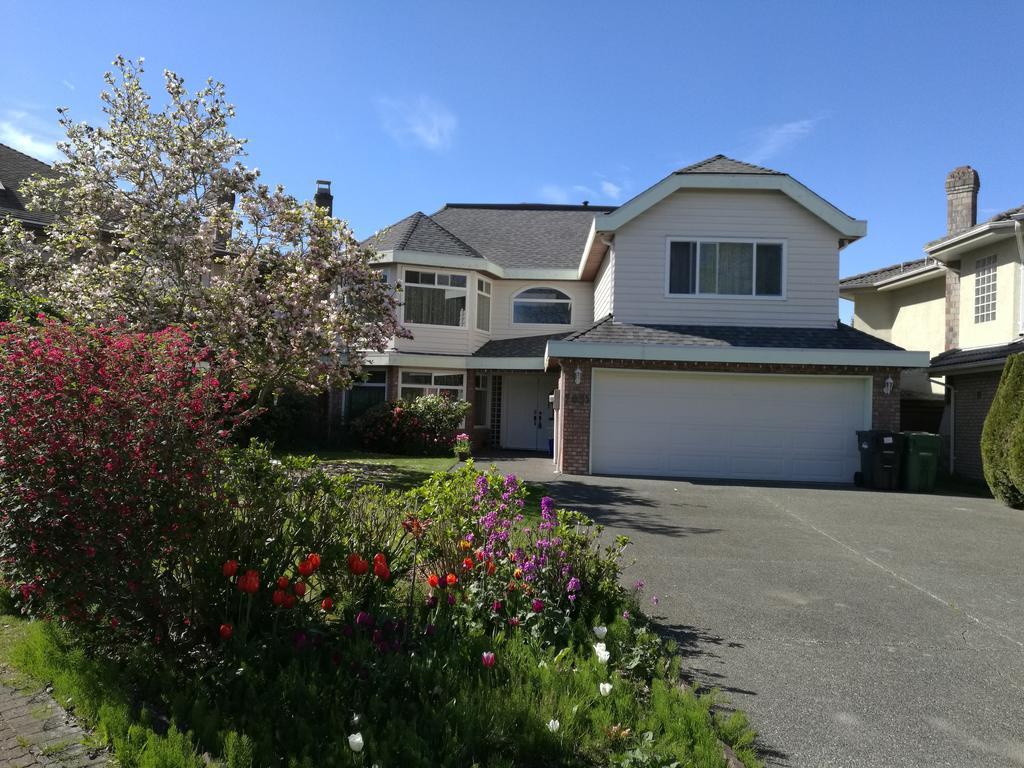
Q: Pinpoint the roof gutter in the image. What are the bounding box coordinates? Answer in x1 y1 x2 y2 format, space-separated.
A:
544 340 928 369
925 221 1016 261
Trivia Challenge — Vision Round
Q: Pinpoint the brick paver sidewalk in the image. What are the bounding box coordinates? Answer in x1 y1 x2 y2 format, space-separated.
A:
0 682 108 767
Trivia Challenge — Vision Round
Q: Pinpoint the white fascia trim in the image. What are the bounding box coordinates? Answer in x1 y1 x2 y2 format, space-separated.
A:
544 340 928 368
875 266 945 291
363 351 545 370
374 249 577 281
576 221 599 278
592 174 867 239
924 222 1015 260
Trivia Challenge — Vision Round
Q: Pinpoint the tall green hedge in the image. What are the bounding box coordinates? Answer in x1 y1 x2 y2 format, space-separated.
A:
981 353 1024 507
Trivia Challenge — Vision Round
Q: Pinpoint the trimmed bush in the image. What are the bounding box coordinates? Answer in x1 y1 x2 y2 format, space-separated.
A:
354 394 470 455
981 353 1024 507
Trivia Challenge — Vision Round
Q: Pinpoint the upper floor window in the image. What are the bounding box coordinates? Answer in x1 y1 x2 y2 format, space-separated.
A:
403 270 466 327
512 287 572 324
974 254 997 324
667 239 784 297
476 279 492 332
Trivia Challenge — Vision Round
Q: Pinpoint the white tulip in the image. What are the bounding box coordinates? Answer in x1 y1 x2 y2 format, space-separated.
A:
348 732 364 752
593 625 608 640
593 642 610 664
599 682 612 697
547 719 560 732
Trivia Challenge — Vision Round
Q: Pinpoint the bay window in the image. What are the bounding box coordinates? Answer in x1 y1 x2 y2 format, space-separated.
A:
476 279 492 332
667 239 784 297
403 270 467 326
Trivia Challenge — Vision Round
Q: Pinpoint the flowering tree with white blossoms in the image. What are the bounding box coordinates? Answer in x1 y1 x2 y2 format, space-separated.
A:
0 56 404 405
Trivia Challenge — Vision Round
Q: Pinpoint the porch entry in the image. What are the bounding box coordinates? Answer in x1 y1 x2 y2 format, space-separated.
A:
501 373 558 452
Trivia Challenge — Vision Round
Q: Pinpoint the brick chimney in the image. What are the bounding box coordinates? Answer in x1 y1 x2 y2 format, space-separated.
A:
314 180 333 215
945 166 980 235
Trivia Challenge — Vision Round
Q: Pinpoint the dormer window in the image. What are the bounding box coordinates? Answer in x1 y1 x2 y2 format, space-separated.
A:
512 287 572 324
403 270 467 327
667 239 784 297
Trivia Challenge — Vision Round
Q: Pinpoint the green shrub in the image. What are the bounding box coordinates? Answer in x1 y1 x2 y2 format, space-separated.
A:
981 354 1024 507
354 395 470 455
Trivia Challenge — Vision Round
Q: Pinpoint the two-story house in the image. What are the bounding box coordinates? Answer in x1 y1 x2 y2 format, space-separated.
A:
842 165 1024 481
359 155 926 483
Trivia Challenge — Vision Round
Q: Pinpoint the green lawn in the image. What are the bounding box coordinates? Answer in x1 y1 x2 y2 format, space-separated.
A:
282 448 457 491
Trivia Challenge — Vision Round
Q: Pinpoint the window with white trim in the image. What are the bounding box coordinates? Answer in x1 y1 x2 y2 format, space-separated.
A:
400 371 465 401
403 270 467 327
473 374 489 426
512 287 572 324
974 254 997 323
667 239 784 297
476 279 492 332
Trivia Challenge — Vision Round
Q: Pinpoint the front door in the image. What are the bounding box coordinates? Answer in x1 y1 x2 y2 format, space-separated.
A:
502 374 556 452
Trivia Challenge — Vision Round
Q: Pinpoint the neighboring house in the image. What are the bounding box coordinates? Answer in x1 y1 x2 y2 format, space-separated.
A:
0 143 56 231
842 165 1024 481
359 155 926 483
839 257 946 432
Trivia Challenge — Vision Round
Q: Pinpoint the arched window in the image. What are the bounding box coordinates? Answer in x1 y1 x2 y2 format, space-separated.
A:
512 287 572 325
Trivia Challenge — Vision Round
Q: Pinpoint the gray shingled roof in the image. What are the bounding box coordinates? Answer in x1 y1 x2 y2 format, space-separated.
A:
0 143 57 227
839 258 940 289
363 211 483 260
559 316 905 351
930 339 1024 373
473 331 573 358
675 154 783 176
988 203 1024 222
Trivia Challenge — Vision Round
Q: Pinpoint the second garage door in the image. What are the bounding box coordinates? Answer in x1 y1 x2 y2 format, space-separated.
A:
589 369 869 483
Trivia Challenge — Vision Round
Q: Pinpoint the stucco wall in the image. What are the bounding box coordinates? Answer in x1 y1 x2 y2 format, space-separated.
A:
889 277 947 395
957 241 1020 349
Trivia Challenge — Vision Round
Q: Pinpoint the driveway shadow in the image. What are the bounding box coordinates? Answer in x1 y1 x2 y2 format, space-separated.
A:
544 478 722 539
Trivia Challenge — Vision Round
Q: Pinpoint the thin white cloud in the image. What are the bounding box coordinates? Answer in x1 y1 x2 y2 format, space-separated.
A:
0 114 60 162
378 95 456 151
745 118 820 164
539 176 625 205
61 79 75 91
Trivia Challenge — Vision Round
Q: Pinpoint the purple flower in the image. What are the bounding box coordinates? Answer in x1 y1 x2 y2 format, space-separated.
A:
651 595 660 606
566 577 581 593
425 594 438 608
481 651 495 668
492 600 503 613
293 631 308 651
447 593 456 605
424 623 436 636
531 598 544 613
632 579 646 593
355 611 374 628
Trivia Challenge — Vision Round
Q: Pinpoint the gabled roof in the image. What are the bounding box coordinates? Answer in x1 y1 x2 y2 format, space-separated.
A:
839 258 943 290
0 143 57 227
363 211 483 260
473 330 573 358
675 154 783 176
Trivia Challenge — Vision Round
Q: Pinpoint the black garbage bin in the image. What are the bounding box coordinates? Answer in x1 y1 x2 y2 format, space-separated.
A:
856 430 903 490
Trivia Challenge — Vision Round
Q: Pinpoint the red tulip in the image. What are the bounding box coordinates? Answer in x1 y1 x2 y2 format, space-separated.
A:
373 553 390 581
222 559 239 578
427 573 440 589
272 589 286 607
276 575 289 590
297 559 315 578
348 553 369 576
306 553 321 570
283 593 297 609
446 573 458 586
462 557 475 571
294 581 307 597
321 597 333 612
219 623 233 640
236 570 260 594
486 559 496 576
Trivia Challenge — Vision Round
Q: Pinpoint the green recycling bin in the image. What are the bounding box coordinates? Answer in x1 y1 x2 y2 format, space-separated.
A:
901 432 941 493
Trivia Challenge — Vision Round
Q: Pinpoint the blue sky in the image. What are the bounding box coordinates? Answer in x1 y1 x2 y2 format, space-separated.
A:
3 0 1022 319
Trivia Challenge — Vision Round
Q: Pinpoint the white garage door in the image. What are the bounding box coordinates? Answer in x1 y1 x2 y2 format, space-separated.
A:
590 369 870 483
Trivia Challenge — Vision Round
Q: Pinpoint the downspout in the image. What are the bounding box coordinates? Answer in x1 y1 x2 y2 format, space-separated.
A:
1013 216 1024 335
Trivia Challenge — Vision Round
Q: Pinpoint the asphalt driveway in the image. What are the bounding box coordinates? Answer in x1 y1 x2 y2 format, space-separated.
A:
485 454 1024 767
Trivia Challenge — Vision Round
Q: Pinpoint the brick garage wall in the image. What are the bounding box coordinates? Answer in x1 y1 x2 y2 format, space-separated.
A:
949 369 1002 481
552 358 901 475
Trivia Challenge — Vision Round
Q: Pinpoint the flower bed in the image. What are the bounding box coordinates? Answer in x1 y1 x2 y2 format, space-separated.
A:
0 321 760 767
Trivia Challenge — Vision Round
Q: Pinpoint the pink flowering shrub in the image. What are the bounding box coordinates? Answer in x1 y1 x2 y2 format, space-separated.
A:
0 319 243 655
354 395 470 455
